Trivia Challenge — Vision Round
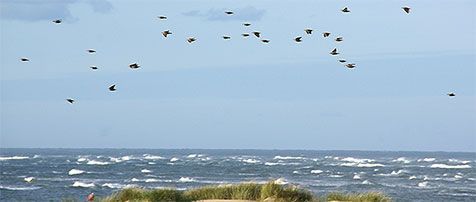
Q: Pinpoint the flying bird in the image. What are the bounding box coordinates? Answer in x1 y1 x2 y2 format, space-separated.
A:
253 31 261 38
52 19 62 24
109 84 116 92
323 32 331 37
402 6 411 14
129 63 140 69
243 23 251 26
225 11 234 15
20 57 29 62
294 36 302 43
330 48 339 55
339 59 346 63
346 63 356 68
162 30 172 37
242 33 250 37
335 37 343 42
187 37 196 43
90 66 98 70
87 49 96 53
66 98 75 104
223 35 231 40
158 16 167 20
261 39 270 43
447 92 456 97
304 29 313 34
341 7 350 13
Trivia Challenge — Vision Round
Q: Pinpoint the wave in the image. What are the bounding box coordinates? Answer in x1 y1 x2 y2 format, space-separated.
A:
68 169 86 176
376 169 407 177
141 169 152 173
341 157 375 163
409 176 417 180
243 159 260 164
264 162 301 166
102 183 125 189
148 162 156 165
311 170 323 174
353 174 361 180
341 162 384 168
24 177 35 183
273 156 305 160
71 181 95 188
170 157 179 162
429 164 471 169
86 160 109 165
448 159 471 164
77 157 87 162
143 154 165 160
362 180 372 185
418 158 436 162
145 179 159 183
0 185 41 191
178 177 195 183
417 181 428 187
392 157 411 164
274 178 288 185
0 156 29 161
329 174 344 178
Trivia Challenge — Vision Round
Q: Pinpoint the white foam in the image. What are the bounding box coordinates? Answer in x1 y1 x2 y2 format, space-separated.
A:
131 178 140 182
393 157 411 164
418 158 436 162
409 176 417 180
0 185 41 190
148 162 156 165
274 178 288 185
68 169 85 176
141 169 152 173
121 156 132 161
77 158 87 162
449 159 471 164
454 175 463 179
378 169 406 177
71 181 95 188
329 174 344 178
110 157 123 163
24 177 35 183
417 181 428 187
170 157 179 162
292 171 300 174
143 154 165 160
33 155 40 158
178 177 195 183
341 157 374 163
341 162 384 168
311 170 323 174
265 162 279 166
145 179 159 183
430 164 471 169
353 174 361 180
243 159 260 164
102 183 125 189
362 180 372 185
187 154 198 158
86 160 109 165
0 156 29 161
273 156 304 160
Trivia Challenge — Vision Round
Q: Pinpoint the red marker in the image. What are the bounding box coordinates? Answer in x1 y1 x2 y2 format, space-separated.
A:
87 192 94 201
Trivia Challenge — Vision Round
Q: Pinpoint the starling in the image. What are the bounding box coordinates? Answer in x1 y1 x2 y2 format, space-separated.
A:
304 29 313 34
294 36 302 42
129 63 140 69
187 37 196 43
162 30 172 37
109 84 116 92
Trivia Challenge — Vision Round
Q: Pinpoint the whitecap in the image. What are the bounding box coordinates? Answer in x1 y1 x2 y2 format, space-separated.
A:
131 178 140 182
0 185 41 191
329 174 344 178
178 177 195 183
145 179 159 183
24 177 35 183
148 162 156 165
418 158 436 162
102 183 125 189
417 181 428 187
187 154 198 158
86 160 109 165
353 174 361 180
68 169 85 176
243 159 260 164
274 178 288 185
273 156 305 160
393 157 411 164
409 176 417 180
143 154 165 160
141 169 152 173
311 170 323 174
448 159 471 164
341 162 384 168
362 180 372 185
110 157 123 163
170 157 179 162
33 155 40 158
292 171 300 174
121 156 132 161
71 181 95 188
0 156 29 161
454 175 463 179
430 164 471 169
341 157 374 163
265 162 279 166
77 158 87 162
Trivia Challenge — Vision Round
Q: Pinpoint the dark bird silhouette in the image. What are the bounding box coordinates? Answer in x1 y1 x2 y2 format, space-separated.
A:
447 92 456 97
253 31 261 38
53 19 62 24
261 39 270 43
342 7 350 13
187 37 196 43
339 59 346 63
323 32 331 37
335 37 343 42
223 35 231 40
402 6 411 14
109 84 116 92
20 57 29 62
90 66 98 70
304 29 313 34
66 98 74 104
243 23 251 26
242 33 250 37
225 11 234 15
158 16 167 20
330 48 339 55
346 63 356 68
87 49 96 53
162 30 172 37
294 36 302 43
129 63 140 69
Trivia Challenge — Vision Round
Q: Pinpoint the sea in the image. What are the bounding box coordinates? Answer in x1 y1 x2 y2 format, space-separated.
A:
0 149 475 201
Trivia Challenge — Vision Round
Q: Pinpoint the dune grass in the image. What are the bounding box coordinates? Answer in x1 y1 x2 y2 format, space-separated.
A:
99 181 390 202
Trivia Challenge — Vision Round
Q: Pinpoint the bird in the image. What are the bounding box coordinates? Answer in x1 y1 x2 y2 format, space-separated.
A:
20 57 29 62
447 92 456 97
66 98 75 104
109 84 116 91
252 31 261 38
294 36 302 43
346 63 356 68
158 16 167 20
187 37 196 43
243 23 251 26
242 33 250 37
402 6 411 14
225 11 234 15
342 7 350 13
90 66 98 70
129 63 140 69
339 59 346 63
87 193 95 202
330 48 339 55
261 39 270 43
52 19 62 24
304 29 313 34
223 35 231 40
335 37 343 42
87 49 96 53
162 30 172 37
323 32 331 37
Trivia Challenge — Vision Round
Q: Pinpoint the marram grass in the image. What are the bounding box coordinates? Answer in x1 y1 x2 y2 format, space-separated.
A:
98 181 390 202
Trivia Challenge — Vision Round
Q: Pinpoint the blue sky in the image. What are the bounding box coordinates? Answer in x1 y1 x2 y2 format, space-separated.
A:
1 0 475 151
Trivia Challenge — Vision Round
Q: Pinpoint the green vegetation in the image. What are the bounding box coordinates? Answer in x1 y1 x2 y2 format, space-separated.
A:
99 181 390 202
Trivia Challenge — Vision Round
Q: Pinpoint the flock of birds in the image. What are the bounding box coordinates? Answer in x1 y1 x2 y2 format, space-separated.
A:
18 5 457 105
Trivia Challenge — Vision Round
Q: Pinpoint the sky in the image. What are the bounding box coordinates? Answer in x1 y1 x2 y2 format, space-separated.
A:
0 0 475 152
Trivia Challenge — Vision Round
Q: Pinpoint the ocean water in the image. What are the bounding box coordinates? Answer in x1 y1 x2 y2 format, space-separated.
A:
0 149 475 201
